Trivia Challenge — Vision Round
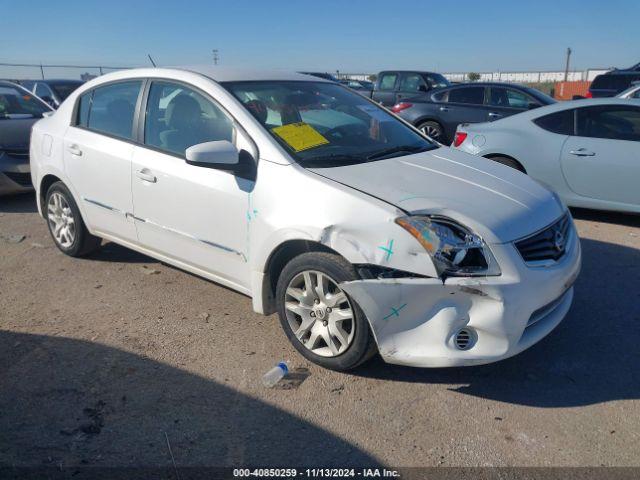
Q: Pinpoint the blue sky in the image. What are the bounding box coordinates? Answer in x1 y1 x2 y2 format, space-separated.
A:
2 0 638 75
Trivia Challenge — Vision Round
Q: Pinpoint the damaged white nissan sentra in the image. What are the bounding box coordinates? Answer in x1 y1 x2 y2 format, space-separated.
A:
30 67 581 370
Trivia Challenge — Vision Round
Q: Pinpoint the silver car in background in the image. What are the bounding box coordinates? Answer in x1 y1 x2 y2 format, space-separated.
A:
0 81 53 195
453 98 640 214
617 82 640 99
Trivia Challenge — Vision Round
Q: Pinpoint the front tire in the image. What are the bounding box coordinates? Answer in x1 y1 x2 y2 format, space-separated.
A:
275 252 376 371
45 181 101 257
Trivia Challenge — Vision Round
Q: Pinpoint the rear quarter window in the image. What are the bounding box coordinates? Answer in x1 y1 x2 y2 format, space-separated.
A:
533 109 575 135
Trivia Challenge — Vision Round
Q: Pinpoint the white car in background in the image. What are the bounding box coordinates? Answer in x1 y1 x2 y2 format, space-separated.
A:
30 66 580 371
454 98 640 213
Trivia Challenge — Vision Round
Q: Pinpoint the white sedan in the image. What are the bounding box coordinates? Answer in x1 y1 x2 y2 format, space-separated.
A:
454 98 640 213
30 66 580 370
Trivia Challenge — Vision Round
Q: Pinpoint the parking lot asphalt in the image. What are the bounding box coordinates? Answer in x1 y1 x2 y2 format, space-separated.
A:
1 193 639 468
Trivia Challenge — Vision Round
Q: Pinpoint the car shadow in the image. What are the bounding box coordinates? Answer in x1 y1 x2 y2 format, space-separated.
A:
0 192 38 213
353 238 640 408
570 207 640 228
0 330 380 470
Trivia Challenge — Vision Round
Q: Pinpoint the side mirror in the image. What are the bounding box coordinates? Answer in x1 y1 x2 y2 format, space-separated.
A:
185 140 256 180
186 140 239 168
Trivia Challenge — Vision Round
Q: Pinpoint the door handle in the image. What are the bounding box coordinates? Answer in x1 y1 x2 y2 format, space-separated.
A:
135 169 157 183
439 106 449 112
569 148 596 157
67 144 82 156
488 112 502 118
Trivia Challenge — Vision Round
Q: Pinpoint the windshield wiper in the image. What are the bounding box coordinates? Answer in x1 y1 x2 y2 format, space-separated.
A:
299 153 366 168
366 145 432 161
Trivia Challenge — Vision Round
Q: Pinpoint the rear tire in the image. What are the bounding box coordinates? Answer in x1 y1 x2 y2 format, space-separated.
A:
45 181 101 257
417 120 446 143
487 155 526 173
276 252 377 371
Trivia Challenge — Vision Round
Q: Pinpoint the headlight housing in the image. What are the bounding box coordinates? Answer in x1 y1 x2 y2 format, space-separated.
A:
395 215 500 277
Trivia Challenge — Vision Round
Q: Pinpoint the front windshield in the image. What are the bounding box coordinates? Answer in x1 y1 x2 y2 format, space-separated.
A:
224 81 435 167
0 85 50 118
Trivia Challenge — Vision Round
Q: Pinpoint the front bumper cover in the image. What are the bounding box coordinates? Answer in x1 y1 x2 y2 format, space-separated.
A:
340 222 581 368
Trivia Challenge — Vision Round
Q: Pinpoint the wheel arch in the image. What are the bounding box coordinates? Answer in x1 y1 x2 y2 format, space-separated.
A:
259 239 343 316
483 153 527 173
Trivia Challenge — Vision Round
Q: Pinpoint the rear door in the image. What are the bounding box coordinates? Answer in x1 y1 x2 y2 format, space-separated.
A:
435 86 487 140
63 80 142 242
372 72 399 106
560 105 640 205
486 86 540 121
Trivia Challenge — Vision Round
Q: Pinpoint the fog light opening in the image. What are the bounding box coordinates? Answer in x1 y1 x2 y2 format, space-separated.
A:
454 328 476 350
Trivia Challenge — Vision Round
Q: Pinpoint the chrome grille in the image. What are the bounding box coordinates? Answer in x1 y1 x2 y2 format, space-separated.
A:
515 213 571 265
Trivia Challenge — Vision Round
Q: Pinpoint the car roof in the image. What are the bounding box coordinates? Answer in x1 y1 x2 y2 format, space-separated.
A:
82 66 329 85
174 66 327 83
0 80 30 91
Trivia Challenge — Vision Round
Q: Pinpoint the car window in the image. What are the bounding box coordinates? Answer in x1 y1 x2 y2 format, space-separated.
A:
76 91 92 127
633 89 640 99
82 81 142 140
0 85 50 118
399 73 426 92
144 81 235 157
533 109 575 135
490 87 535 109
35 83 52 99
378 73 397 91
576 106 640 141
448 87 485 105
224 80 435 167
425 74 450 89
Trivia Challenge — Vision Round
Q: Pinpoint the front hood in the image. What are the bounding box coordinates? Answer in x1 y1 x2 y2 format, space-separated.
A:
0 118 40 151
309 147 564 243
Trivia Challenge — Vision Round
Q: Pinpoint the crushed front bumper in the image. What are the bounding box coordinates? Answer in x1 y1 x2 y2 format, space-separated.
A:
340 221 581 368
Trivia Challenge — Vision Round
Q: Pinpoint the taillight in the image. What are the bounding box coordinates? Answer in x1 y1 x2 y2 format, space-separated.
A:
453 131 468 147
391 102 413 113
585 91 593 98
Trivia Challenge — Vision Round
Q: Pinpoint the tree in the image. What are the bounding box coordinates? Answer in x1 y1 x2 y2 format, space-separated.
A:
368 74 378 82
467 72 481 82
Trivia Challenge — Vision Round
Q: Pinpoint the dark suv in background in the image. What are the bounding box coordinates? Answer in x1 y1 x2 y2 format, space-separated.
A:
391 82 556 143
588 66 640 98
368 70 450 106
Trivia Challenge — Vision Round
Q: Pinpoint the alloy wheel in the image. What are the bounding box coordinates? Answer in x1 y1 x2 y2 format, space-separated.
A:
284 270 355 357
47 192 76 249
420 123 442 139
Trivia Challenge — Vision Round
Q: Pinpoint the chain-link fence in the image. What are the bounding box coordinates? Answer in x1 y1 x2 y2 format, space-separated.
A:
0 62 138 81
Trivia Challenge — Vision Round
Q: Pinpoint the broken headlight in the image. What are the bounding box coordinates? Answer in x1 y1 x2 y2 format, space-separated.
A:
395 215 500 277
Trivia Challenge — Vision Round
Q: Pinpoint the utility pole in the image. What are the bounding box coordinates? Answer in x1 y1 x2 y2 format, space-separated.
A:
564 47 572 81
212 49 219 65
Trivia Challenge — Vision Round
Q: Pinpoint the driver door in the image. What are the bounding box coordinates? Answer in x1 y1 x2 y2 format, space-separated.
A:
131 80 255 289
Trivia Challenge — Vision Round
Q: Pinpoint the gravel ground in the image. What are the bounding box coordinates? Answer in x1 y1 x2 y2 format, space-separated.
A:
1 193 639 469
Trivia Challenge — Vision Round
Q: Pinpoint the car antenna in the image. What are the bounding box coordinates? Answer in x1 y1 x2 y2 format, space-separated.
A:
147 54 157 67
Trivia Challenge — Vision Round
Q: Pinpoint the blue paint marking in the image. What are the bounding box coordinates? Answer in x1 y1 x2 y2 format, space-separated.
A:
383 303 407 320
378 239 394 261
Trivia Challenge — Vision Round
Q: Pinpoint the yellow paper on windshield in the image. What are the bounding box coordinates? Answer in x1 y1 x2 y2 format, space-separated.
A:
272 122 329 152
